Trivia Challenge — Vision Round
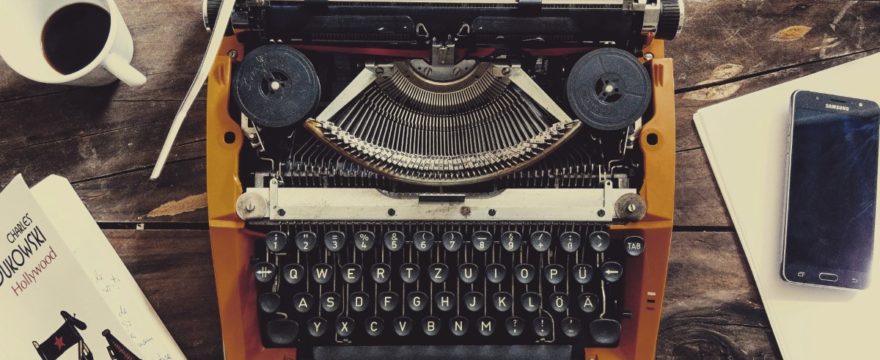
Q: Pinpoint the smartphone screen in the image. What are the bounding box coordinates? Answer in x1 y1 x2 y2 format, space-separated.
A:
784 91 879 289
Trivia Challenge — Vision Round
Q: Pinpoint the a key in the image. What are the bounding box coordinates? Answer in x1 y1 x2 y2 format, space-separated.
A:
472 230 493 252
259 292 280 313
435 291 455 312
505 317 525 336
514 264 536 284
400 263 420 284
550 292 568 312
283 264 304 285
450 316 469 336
533 316 551 337
366 317 384 336
308 317 328 337
464 291 484 312
590 319 622 346
486 264 506 284
442 231 464 251
293 293 314 313
578 293 598 313
458 263 479 284
559 231 582 253
530 231 552 252
341 263 362 284
336 317 355 337
544 264 565 285
625 235 645 256
422 316 441 336
429 263 449 283
394 316 414 336
407 291 428 311
320 292 341 312
354 230 376 251
384 230 405 252
371 263 391 284
521 292 541 312
589 230 611 252
561 317 582 337
477 316 496 336
265 231 288 253
573 264 593 284
600 261 623 283
501 231 522 252
350 291 370 312
295 231 317 252
379 291 399 312
312 263 333 284
414 231 435 252
266 319 298 345
254 262 276 283
324 230 346 252
493 292 512 312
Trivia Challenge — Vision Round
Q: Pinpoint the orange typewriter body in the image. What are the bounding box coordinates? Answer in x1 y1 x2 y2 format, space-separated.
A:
205 31 675 359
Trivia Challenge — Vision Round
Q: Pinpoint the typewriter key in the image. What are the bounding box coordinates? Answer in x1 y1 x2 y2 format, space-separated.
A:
259 292 281 313
493 292 513 312
477 317 496 336
589 230 611 252
559 231 582 253
366 317 384 336
486 264 506 284
254 262 276 283
413 231 435 252
567 48 652 131
394 317 414 336
505 317 525 336
533 316 552 337
265 231 288 253
521 292 541 312
464 292 484 312
422 316 441 336
354 230 376 251
450 316 469 336
295 231 318 252
283 264 304 284
550 293 569 312
266 319 299 345
578 293 598 313
501 231 523 252
233 45 320 128
336 317 355 337
561 317 582 338
307 317 328 337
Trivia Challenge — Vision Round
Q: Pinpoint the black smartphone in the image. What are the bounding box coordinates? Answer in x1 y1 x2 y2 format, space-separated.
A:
781 90 880 290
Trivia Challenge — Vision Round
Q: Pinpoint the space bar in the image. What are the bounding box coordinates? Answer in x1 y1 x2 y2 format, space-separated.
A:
311 345 572 360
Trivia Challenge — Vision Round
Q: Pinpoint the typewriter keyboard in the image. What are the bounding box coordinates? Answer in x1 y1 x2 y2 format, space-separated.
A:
252 223 643 351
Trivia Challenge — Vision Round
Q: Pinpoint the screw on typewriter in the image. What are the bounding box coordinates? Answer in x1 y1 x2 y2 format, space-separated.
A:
200 0 685 359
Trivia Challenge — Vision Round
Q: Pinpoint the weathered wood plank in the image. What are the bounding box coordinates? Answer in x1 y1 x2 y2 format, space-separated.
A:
659 231 778 360
104 229 222 359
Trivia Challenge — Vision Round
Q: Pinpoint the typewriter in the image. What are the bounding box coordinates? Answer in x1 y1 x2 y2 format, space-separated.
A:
202 0 682 359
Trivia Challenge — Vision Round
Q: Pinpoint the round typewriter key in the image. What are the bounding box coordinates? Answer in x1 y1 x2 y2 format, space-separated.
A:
354 230 376 251
321 292 341 312
442 231 464 251
550 293 568 312
486 263 506 284
265 231 288 253
293 293 314 313
472 230 493 252
514 264 536 284
566 48 652 131
493 292 513 312
312 263 333 284
259 292 281 313
573 264 594 284
407 291 428 312
521 292 541 312
589 230 611 252
400 263 420 284
450 316 469 336
435 291 456 312
429 263 449 283
477 317 496 336
533 316 552 337
422 316 441 336
307 317 328 337
384 230 405 252
464 292 484 312
624 235 646 256
371 263 392 284
341 263 362 284
544 264 566 285
600 261 623 283
336 317 355 337
324 230 346 252
501 231 522 252
233 45 321 128
379 291 400 312
266 319 299 345
283 264 305 285
505 316 525 336
254 262 276 283
559 231 582 253
393 316 414 336
458 263 479 284
530 231 552 252
294 231 318 252
350 291 370 312
578 293 598 313
366 317 384 336
414 231 435 252
561 317 582 337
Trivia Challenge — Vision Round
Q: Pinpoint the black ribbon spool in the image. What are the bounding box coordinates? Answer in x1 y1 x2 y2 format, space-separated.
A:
566 48 652 131
234 45 321 128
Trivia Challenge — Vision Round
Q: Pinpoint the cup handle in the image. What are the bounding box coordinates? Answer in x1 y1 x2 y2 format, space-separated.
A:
103 53 147 87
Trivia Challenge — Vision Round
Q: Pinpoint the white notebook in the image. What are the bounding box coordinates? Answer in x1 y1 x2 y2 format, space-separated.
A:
0 175 185 360
694 54 880 359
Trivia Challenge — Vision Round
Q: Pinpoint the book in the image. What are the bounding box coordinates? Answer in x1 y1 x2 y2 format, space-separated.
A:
0 174 185 360
694 53 880 359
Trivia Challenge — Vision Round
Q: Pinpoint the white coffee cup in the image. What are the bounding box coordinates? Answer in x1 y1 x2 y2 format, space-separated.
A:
0 0 146 87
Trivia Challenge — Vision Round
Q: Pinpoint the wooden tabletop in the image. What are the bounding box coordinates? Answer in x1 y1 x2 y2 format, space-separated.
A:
1 1 878 358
